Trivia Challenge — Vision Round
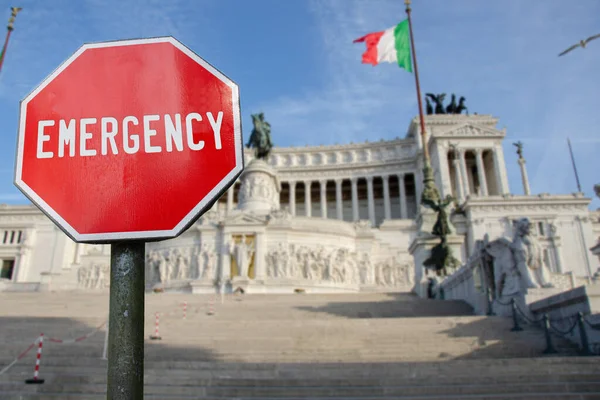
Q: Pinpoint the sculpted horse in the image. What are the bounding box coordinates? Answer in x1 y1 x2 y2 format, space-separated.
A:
246 113 273 160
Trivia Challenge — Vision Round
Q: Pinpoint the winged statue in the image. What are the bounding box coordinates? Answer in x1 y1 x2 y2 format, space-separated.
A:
473 218 553 300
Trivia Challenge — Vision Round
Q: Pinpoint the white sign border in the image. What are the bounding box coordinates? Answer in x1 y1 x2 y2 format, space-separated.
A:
14 36 244 243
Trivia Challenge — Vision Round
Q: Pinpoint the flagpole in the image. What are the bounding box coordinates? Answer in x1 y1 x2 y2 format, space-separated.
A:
0 7 22 76
567 138 582 193
404 0 440 205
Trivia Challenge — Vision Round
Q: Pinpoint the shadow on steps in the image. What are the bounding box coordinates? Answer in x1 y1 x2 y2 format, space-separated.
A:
295 292 474 319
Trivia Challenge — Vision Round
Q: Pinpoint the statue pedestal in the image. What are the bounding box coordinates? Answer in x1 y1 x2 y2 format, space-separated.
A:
415 205 457 236
409 233 465 298
190 280 218 295
415 207 438 235
230 276 251 294
237 159 281 214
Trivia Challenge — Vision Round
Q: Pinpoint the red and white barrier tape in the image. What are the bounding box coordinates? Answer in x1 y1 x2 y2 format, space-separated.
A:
0 336 39 376
0 321 107 376
47 321 107 344
156 301 195 319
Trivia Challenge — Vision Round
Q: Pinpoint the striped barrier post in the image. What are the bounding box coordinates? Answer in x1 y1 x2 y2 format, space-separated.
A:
183 301 187 320
25 334 45 384
102 320 109 360
149 312 162 340
207 295 215 316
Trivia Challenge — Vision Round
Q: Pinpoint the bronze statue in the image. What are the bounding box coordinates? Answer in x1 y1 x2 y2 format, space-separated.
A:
446 94 457 114
425 93 467 115
246 113 273 160
8 7 22 31
455 96 467 114
422 194 460 275
512 141 524 160
422 195 454 239
425 98 433 115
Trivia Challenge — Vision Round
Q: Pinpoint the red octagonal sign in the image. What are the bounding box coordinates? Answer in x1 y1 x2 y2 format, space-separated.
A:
14 37 243 243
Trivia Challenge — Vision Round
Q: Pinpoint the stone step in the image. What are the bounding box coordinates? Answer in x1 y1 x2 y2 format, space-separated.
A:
4 372 600 387
4 394 600 400
2 384 600 400
5 360 600 383
0 292 593 399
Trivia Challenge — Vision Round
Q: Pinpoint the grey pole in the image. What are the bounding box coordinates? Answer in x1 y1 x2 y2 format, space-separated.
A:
107 241 145 400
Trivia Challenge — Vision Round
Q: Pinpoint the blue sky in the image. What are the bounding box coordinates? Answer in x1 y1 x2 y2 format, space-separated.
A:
0 0 598 209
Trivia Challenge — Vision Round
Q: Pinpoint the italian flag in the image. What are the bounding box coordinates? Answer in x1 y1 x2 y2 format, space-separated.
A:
353 19 412 72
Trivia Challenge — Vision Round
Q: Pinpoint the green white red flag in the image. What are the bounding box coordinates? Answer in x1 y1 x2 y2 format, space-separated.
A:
353 19 412 72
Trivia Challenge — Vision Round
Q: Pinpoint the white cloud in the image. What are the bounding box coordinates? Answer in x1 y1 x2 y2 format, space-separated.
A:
258 0 600 207
256 0 417 146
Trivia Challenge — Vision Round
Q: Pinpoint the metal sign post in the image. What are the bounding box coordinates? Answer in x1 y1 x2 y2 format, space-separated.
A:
107 242 145 399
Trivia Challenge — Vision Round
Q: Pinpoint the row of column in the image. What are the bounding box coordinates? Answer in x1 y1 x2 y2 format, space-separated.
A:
288 174 410 226
450 147 504 201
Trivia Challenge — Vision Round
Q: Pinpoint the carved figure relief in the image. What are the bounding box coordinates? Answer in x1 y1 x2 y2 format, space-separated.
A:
238 174 279 206
263 245 412 287
77 264 110 289
145 247 193 285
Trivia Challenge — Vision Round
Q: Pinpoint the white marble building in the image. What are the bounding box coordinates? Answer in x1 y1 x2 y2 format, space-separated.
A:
1 114 598 294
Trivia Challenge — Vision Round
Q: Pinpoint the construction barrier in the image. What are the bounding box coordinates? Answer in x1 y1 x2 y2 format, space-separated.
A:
0 321 108 377
150 312 162 340
24 334 45 384
207 295 215 316
1 298 213 377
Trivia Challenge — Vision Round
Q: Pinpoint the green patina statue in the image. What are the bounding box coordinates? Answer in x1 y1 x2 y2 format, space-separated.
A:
424 93 468 115
246 113 273 160
422 194 460 275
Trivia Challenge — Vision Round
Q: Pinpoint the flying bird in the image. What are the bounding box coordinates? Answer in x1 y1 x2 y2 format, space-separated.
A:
558 33 600 56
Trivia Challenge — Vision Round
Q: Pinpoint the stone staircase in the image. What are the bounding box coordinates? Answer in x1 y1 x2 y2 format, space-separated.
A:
0 292 599 399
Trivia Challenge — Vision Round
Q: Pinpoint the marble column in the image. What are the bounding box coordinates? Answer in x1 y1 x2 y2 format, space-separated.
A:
351 178 359 221
366 177 375 226
551 235 565 274
453 157 465 203
335 179 343 220
289 181 296 216
436 144 452 197
518 158 531 195
254 232 266 279
227 187 234 212
475 149 488 196
492 147 504 195
382 175 391 221
398 173 407 219
73 242 83 264
304 181 312 217
319 180 327 219
459 149 469 196
414 169 423 206
495 145 510 194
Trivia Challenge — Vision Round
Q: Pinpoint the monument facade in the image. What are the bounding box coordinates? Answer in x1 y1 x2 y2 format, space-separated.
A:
0 114 598 294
